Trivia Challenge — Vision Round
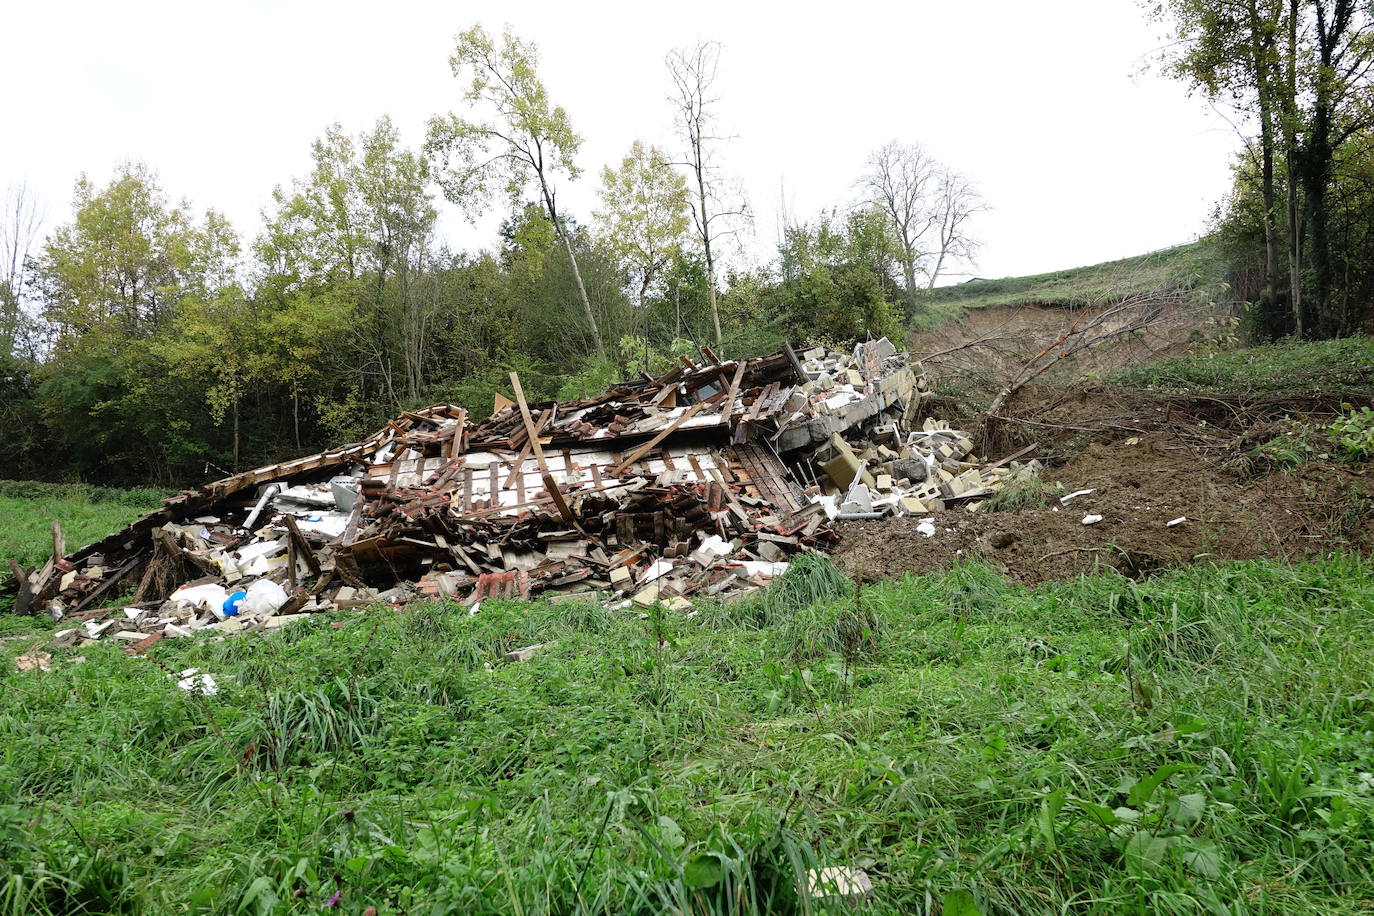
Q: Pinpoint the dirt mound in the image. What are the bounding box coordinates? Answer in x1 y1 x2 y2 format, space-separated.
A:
834 428 1372 585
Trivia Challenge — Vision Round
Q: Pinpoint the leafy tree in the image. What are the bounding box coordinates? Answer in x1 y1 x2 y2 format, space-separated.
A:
499 204 634 375
1294 0 1372 337
1155 0 1372 338
772 209 903 344
427 24 605 356
1155 0 1295 336
259 118 438 420
38 163 199 350
160 211 255 467
595 141 691 307
33 165 238 481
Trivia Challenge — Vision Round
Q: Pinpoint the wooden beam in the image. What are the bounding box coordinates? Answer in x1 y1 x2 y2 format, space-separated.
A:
611 400 708 476
984 442 1040 472
509 372 579 528
7 561 34 616
720 360 746 426
282 514 322 578
782 341 807 385
66 552 141 615
501 408 548 489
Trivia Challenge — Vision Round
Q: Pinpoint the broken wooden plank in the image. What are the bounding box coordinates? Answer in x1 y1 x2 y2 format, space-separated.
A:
721 360 747 425
282 515 322 578
611 400 709 477
69 555 141 617
7 560 34 616
509 371 580 529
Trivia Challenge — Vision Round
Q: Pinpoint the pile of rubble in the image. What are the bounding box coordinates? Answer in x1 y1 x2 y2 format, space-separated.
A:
3 340 1039 650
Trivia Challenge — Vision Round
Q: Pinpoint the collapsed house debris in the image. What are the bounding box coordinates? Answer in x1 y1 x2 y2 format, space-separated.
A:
3 340 1040 649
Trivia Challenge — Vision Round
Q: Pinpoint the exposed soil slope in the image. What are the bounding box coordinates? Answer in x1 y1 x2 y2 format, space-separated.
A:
834 384 1373 585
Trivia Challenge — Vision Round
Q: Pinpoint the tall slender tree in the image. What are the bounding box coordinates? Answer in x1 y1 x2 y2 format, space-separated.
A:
927 167 987 289
0 182 43 358
427 24 604 356
1155 0 1372 337
667 41 749 345
860 142 938 314
1296 0 1373 337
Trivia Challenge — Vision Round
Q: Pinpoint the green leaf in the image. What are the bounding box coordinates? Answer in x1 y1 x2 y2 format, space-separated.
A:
1181 838 1223 878
657 815 685 848
683 853 725 888
1128 763 1195 806
1071 798 1120 827
188 886 217 909
942 889 984 915
1123 831 1173 875
237 876 279 915
1171 792 1207 826
1039 787 1068 851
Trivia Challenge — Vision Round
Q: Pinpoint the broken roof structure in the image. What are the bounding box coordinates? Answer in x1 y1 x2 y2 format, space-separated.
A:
5 340 1040 648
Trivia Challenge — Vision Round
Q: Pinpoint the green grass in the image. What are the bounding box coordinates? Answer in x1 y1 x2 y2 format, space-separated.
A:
3 553 1374 913
0 481 165 571
915 241 1225 328
1114 336 1374 399
0 481 165 618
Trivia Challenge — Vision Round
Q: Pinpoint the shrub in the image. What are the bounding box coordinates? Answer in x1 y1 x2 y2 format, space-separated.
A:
1329 405 1374 461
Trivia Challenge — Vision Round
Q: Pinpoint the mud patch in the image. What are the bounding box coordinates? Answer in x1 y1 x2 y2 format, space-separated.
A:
833 430 1372 585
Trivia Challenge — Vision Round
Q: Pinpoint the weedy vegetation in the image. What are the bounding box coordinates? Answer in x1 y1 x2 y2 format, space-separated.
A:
1240 405 1374 474
979 475 1063 513
1115 337 1374 399
3 552 1374 914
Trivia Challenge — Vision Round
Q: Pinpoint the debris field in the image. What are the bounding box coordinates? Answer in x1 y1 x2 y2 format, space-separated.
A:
3 340 1042 649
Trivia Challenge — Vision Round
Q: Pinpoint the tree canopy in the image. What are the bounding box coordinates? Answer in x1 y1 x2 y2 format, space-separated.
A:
0 24 988 487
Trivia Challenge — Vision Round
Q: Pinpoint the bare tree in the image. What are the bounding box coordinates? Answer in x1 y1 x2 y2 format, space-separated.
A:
666 40 749 345
859 142 938 314
860 143 987 303
927 167 987 288
0 182 44 357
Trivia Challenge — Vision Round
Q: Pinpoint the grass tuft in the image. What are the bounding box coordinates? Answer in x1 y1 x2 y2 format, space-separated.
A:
980 474 1063 512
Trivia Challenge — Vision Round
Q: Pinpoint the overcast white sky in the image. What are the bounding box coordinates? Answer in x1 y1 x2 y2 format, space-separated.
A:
2 0 1239 281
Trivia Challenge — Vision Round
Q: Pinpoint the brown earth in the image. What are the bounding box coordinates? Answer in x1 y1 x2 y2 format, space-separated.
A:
833 387 1373 585
909 299 1235 389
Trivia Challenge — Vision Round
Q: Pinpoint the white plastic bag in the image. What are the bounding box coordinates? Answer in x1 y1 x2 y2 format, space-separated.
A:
242 579 289 616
